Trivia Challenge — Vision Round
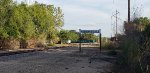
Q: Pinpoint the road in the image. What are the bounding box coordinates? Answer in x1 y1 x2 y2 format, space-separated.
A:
0 47 115 73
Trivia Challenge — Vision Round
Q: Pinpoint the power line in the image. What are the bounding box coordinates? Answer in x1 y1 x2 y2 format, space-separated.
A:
131 0 143 20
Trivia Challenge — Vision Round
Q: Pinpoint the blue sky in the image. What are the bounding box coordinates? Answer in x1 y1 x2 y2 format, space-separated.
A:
16 0 150 37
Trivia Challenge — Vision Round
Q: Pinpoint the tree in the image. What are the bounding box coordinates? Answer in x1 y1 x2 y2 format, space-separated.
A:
0 0 64 49
68 31 79 42
58 30 79 43
133 17 150 31
28 3 64 44
0 0 14 39
81 33 97 41
54 7 64 27
58 30 69 43
47 29 60 44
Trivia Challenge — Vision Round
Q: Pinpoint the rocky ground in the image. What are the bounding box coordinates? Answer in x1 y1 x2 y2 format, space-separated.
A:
0 47 116 73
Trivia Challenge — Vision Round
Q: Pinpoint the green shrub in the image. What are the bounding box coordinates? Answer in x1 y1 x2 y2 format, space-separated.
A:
116 37 148 73
47 43 55 46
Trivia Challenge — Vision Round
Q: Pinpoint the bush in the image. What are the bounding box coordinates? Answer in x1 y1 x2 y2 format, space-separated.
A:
116 34 149 73
20 38 36 49
36 42 46 48
101 41 117 50
0 0 64 50
47 43 55 46
0 38 20 50
114 17 150 73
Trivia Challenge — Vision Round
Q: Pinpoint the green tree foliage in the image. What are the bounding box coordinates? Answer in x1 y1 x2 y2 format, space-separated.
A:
133 17 150 31
9 3 36 40
81 33 97 41
28 3 64 43
59 30 69 43
47 29 60 44
0 0 64 48
68 30 79 42
54 7 64 27
59 30 79 43
0 0 13 39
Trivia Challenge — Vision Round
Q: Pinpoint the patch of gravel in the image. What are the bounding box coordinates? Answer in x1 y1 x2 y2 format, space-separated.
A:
0 47 115 73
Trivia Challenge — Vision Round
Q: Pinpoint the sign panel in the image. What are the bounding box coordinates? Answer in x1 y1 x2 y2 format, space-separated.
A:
80 29 101 33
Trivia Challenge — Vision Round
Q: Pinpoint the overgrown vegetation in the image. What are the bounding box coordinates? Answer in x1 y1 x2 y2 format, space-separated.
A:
0 0 64 49
115 17 150 73
101 37 116 50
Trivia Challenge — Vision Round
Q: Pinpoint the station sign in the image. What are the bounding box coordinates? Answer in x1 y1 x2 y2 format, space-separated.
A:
80 29 101 33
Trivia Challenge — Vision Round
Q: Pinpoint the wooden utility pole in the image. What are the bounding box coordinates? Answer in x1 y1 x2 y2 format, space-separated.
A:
128 0 130 22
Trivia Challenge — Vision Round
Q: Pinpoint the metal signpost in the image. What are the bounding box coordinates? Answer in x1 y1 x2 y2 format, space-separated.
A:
79 29 102 52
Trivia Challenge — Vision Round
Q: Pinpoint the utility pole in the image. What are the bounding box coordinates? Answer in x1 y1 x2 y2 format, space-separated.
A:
128 0 130 22
112 10 119 40
115 10 119 38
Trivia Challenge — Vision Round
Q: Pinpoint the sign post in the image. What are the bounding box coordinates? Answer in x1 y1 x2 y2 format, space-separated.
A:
79 29 102 52
79 29 82 52
99 29 101 52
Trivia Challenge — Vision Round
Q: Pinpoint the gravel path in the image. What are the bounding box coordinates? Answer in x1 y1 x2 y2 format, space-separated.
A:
0 47 115 73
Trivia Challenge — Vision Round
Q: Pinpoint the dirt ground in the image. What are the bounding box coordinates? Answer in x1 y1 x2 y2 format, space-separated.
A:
0 47 116 73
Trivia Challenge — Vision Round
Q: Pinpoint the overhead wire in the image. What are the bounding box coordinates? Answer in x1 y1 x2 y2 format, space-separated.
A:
131 0 143 19
111 0 128 36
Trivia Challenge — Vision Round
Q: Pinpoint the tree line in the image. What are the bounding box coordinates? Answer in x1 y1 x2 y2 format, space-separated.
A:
0 0 99 50
0 0 63 49
59 30 98 43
